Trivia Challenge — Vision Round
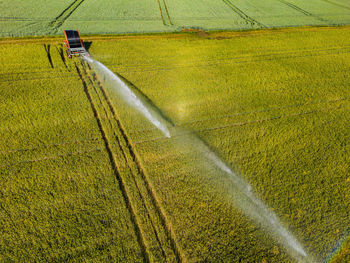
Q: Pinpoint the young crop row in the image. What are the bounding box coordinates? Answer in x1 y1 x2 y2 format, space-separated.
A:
1 0 350 36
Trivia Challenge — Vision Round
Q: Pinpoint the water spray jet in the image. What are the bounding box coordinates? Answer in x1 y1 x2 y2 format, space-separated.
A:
83 55 171 138
82 55 315 263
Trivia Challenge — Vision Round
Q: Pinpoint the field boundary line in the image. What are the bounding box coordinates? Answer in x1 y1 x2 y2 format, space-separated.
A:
277 0 328 22
90 69 183 262
75 63 150 263
49 0 86 33
222 0 266 28
83 69 170 261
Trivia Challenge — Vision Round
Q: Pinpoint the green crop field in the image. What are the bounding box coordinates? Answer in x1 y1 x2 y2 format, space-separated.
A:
1 26 349 262
1 0 350 36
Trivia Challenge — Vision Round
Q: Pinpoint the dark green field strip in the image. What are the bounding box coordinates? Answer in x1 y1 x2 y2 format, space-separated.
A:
78 61 182 262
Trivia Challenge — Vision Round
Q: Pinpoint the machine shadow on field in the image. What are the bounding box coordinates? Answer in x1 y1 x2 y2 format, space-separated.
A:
84 41 92 53
43 44 54 68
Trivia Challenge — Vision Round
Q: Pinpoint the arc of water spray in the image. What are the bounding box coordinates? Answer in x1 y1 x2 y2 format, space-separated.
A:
189 135 311 262
83 55 171 138
82 55 313 262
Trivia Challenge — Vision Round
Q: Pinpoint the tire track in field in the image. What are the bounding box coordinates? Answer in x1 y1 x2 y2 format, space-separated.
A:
156 0 173 26
82 63 167 260
74 63 150 263
222 0 266 28
49 0 86 33
84 71 169 262
277 0 328 22
83 63 182 262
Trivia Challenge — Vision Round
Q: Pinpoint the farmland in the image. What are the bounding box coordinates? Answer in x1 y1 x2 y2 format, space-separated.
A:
1 26 349 262
1 0 350 36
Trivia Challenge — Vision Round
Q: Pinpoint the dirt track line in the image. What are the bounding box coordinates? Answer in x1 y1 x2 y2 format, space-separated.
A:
89 69 183 262
277 0 328 22
49 0 85 32
222 0 266 28
75 63 150 263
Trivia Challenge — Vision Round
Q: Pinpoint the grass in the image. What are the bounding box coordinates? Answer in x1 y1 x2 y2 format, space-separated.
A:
1 0 350 37
0 26 349 261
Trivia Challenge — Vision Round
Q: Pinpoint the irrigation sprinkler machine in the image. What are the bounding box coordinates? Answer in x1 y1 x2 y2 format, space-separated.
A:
64 30 89 58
